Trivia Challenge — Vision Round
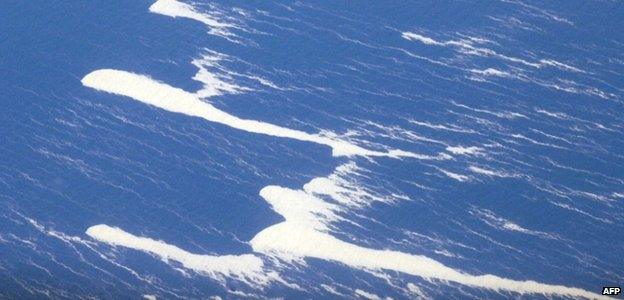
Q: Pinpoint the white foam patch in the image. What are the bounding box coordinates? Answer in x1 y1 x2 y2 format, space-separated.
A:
86 224 276 287
82 69 441 159
250 172 605 299
257 186 341 233
149 0 233 38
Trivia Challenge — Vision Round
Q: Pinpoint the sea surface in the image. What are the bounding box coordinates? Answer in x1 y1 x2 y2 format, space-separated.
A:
1 1 623 299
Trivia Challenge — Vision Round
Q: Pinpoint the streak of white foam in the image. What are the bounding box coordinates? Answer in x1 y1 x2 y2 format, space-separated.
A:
468 166 516 178
468 166 498 176
402 32 582 72
535 79 616 100
552 202 611 224
402 32 474 49
439 169 471 182
250 171 605 299
401 32 442 45
304 177 363 206
354 289 387 300
191 53 249 98
321 284 349 297
470 208 555 239
359 120 447 146
82 69 440 159
406 283 428 299
535 109 571 120
451 102 527 119
539 59 583 73
303 162 395 207
510 133 567 150
470 68 511 77
446 146 484 156
86 224 275 287
190 51 284 96
16 214 173 289
408 119 476 134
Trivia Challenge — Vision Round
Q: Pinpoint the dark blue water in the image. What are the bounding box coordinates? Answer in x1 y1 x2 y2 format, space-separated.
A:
1 1 623 299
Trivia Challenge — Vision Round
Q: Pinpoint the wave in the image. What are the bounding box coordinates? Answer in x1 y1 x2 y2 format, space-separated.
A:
85 224 278 288
81 69 442 159
78 1 610 298
250 166 604 299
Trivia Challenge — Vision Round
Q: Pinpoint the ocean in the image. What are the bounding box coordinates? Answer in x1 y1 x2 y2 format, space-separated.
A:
1 0 623 299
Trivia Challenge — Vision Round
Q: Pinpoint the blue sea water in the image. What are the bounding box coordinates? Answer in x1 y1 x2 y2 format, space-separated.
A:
1 1 623 299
